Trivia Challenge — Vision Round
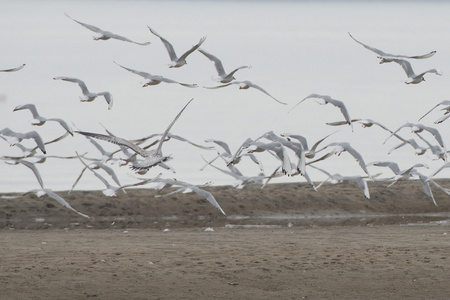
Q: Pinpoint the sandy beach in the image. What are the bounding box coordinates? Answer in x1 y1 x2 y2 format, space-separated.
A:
1 180 450 299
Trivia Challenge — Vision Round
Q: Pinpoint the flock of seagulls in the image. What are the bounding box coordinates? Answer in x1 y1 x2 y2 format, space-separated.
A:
2 15 450 219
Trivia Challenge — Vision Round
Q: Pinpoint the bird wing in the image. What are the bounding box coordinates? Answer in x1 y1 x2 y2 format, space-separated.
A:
390 59 416 78
155 98 194 155
14 103 40 119
46 118 74 135
241 81 287 105
18 159 44 189
325 98 353 128
113 61 155 79
178 36 207 62
77 131 146 156
65 13 104 34
54 76 90 94
418 100 450 122
198 49 227 77
107 33 150 45
349 32 436 60
97 92 113 110
148 26 178 61
348 32 388 56
44 188 90 218
190 186 226 216
0 63 26 72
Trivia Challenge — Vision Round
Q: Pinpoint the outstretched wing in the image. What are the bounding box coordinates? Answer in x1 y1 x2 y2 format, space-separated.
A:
76 131 146 156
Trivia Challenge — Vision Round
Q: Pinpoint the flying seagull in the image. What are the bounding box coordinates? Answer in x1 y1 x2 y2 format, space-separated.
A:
2 188 90 218
75 98 193 171
384 58 442 84
198 48 250 83
0 128 46 154
290 94 353 130
418 100 450 122
204 80 287 105
54 76 113 110
348 32 436 63
0 64 26 72
65 13 150 45
150 177 226 215
113 61 197 88
13 104 73 135
148 26 206 68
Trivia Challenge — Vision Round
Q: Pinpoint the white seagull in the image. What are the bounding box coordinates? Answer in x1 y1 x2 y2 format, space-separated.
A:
70 160 122 193
148 26 206 68
385 122 445 150
0 64 26 72
198 48 250 83
348 32 436 63
310 165 372 199
418 100 450 123
308 141 371 177
0 128 46 154
290 94 353 130
113 61 197 88
75 99 193 172
1 157 44 189
150 177 226 215
65 13 150 45
13 104 73 135
2 188 90 218
201 138 263 171
384 58 442 84
54 76 113 110
204 80 287 105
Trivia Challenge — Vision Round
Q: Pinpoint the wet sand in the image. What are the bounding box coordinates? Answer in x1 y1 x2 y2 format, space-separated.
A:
1 180 450 299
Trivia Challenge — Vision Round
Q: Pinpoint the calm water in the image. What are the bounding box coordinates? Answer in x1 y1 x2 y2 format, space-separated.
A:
1 0 450 193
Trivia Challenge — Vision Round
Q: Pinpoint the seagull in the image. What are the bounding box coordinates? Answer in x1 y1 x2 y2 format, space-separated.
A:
368 161 429 186
149 177 226 215
76 153 147 197
54 76 113 110
201 138 263 171
0 64 26 72
348 32 436 63
113 61 198 88
0 128 46 154
70 160 122 193
308 141 371 177
65 13 150 45
280 131 337 159
310 165 372 199
256 131 306 175
384 58 442 84
200 155 265 189
385 122 445 150
1 188 90 218
416 133 447 161
4 132 69 158
369 161 436 206
326 118 395 136
426 162 450 180
418 100 450 122
232 138 293 176
290 94 353 130
387 136 427 156
204 80 287 105
1 157 44 188
198 48 250 83
75 98 193 172
147 26 206 68
13 104 73 135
